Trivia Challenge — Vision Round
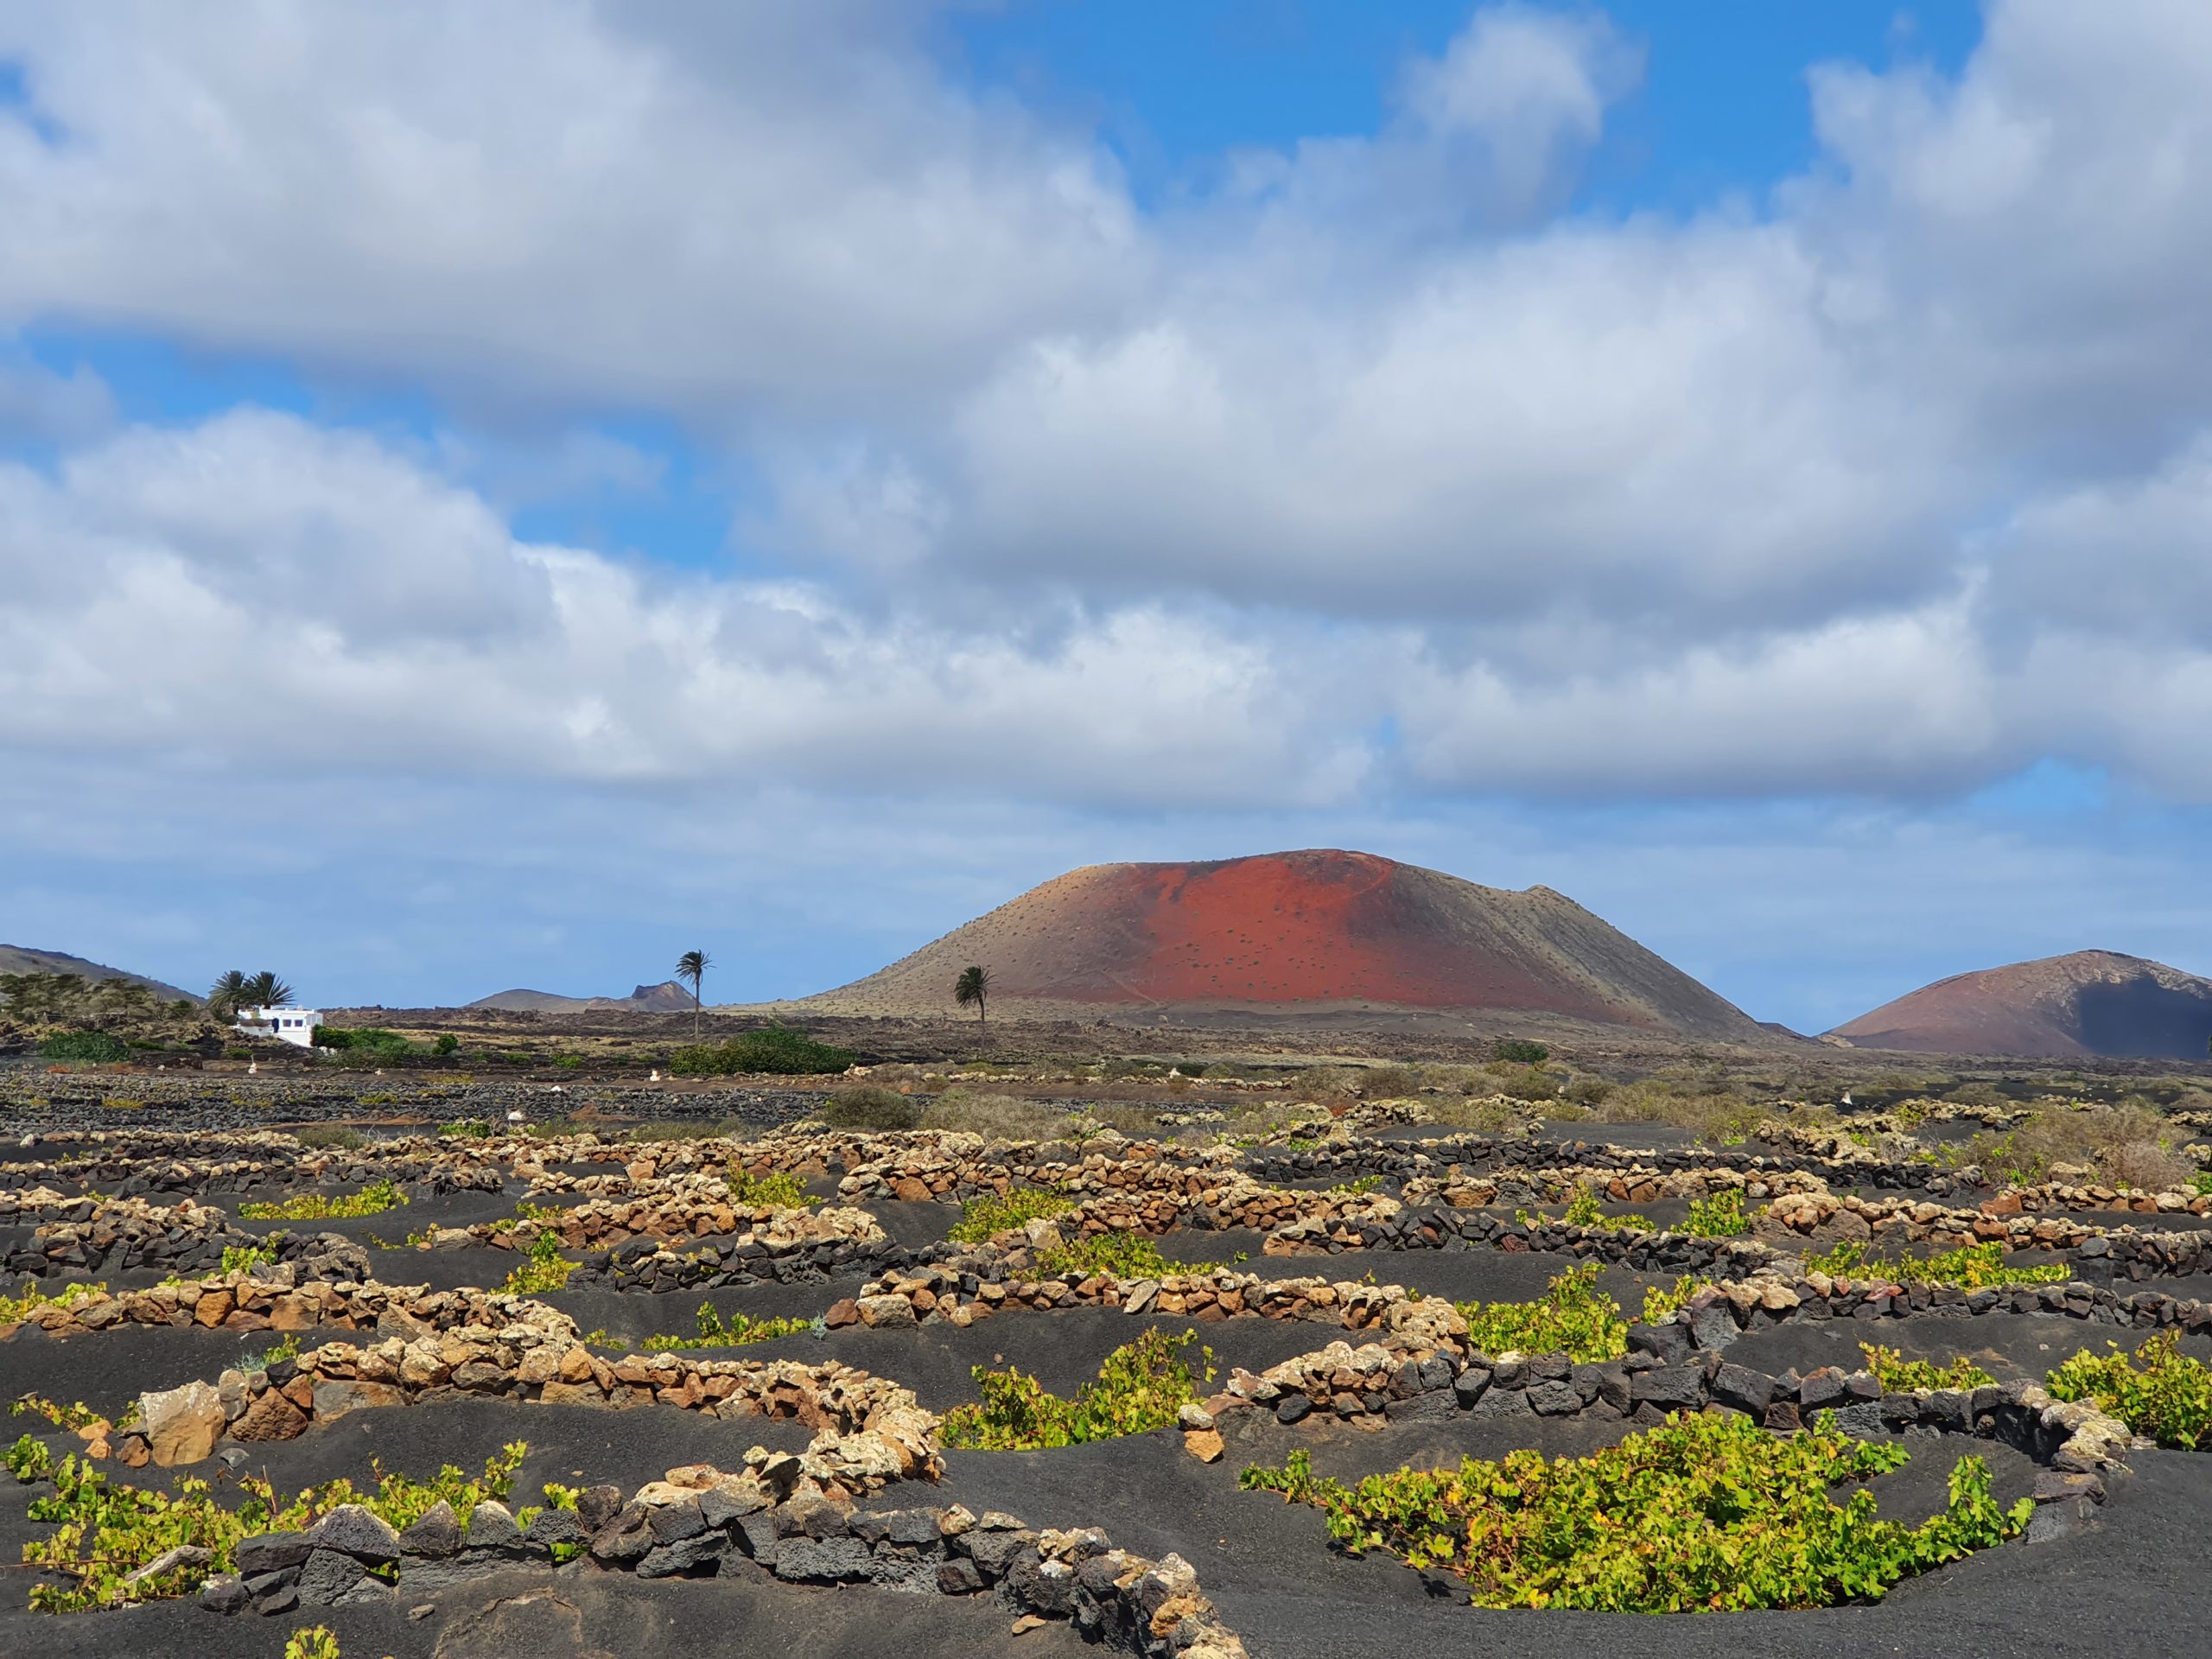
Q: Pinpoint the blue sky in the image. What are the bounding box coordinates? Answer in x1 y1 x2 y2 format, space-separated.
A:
5 1 2212 1034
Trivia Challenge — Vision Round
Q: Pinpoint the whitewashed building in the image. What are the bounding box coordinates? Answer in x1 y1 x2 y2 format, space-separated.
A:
236 1007 321 1047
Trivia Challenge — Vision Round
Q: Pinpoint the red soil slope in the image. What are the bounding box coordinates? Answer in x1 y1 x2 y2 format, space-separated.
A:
1830 950 2212 1058
800 849 1768 1040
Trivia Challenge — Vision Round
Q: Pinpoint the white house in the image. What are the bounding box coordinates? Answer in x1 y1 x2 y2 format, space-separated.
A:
236 1006 322 1048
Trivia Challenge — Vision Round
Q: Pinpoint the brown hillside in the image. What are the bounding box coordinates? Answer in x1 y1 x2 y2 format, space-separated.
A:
0 944 198 1004
793 849 1770 1041
1829 950 2212 1058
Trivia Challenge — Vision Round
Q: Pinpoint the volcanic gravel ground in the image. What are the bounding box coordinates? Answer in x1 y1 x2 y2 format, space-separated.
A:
224 1185 524 1244
371 1243 543 1292
1459 1197 1703 1230
542 1277 875 1340
3 1323 308 1420
731 1305 1347 1415
936 1420 2212 1659
1724 1312 2212 1382
0 1556 1092 1659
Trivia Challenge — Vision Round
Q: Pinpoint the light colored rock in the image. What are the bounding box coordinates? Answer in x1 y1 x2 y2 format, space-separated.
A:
140 1380 226 1466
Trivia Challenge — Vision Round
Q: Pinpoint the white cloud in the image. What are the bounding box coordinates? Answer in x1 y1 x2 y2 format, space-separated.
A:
0 0 1141 409
2 0 2212 817
0 409 1370 806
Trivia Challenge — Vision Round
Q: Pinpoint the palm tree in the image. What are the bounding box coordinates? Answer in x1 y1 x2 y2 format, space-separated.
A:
954 964 991 1029
675 950 711 1038
240 970 294 1010
207 970 249 1022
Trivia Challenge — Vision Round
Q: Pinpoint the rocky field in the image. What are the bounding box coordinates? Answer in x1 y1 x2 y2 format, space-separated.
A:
3 1066 2210 1658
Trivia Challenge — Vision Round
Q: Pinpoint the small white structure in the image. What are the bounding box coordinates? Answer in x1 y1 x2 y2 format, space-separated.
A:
236 1006 322 1048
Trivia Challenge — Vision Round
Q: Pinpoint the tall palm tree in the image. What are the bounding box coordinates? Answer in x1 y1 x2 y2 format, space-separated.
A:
675 950 711 1038
240 970 294 1010
954 964 991 1029
207 970 249 1022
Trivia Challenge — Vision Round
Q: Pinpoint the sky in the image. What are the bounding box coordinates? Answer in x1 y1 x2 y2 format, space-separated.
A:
4 0 2212 1035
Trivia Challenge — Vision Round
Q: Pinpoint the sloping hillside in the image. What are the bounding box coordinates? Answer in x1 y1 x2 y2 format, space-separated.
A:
1830 950 2212 1058
796 849 1770 1041
0 944 198 1004
469 981 694 1014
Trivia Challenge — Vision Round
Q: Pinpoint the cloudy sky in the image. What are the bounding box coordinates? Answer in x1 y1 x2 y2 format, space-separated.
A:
4 0 2209 1032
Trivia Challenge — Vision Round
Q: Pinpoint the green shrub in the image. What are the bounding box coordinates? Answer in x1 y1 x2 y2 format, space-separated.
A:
1560 1184 1649 1231
0 1281 108 1328
7 1440 526 1611
219 1245 276 1274
1806 1240 2068 1290
438 1118 493 1138
1491 1039 1551 1065
641 1301 812 1351
1681 1187 1750 1237
1639 1275 1710 1325
239 1180 407 1222
223 1046 254 1061
499 1230 575 1295
948 1186 1073 1243
1859 1343 1994 1390
313 1027 423 1060
670 1025 855 1077
38 1031 127 1063
1037 1230 1173 1279
941 1326 1214 1450
1456 1264 1627 1363
285 1628 340 1659
2046 1331 2212 1448
817 1086 921 1130
1240 1410 2031 1611
433 1034 460 1056
725 1168 814 1208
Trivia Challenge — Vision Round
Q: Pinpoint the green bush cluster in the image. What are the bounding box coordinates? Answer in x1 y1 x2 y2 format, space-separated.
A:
37 1031 128 1063
1491 1039 1551 1065
2046 1331 2212 1448
499 1230 575 1295
1456 1264 1628 1363
5 1440 529 1611
947 1186 1074 1244
1036 1230 1174 1279
670 1025 855 1077
642 1301 812 1351
1680 1187 1751 1237
1859 1343 1995 1391
313 1027 426 1060
0 1281 108 1328
817 1086 921 1130
1240 1409 2031 1611
940 1327 1214 1451
725 1167 815 1209
1806 1239 2069 1290
219 1244 276 1274
238 1180 407 1222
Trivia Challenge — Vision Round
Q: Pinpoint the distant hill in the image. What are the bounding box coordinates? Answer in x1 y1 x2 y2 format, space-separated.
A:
1829 950 2212 1058
0 944 198 1004
794 849 1773 1042
469 981 694 1014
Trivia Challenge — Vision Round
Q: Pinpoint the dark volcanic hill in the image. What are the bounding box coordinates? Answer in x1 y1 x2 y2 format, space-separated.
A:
795 849 1770 1041
0 944 198 1003
1829 950 2212 1058
469 981 693 1014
